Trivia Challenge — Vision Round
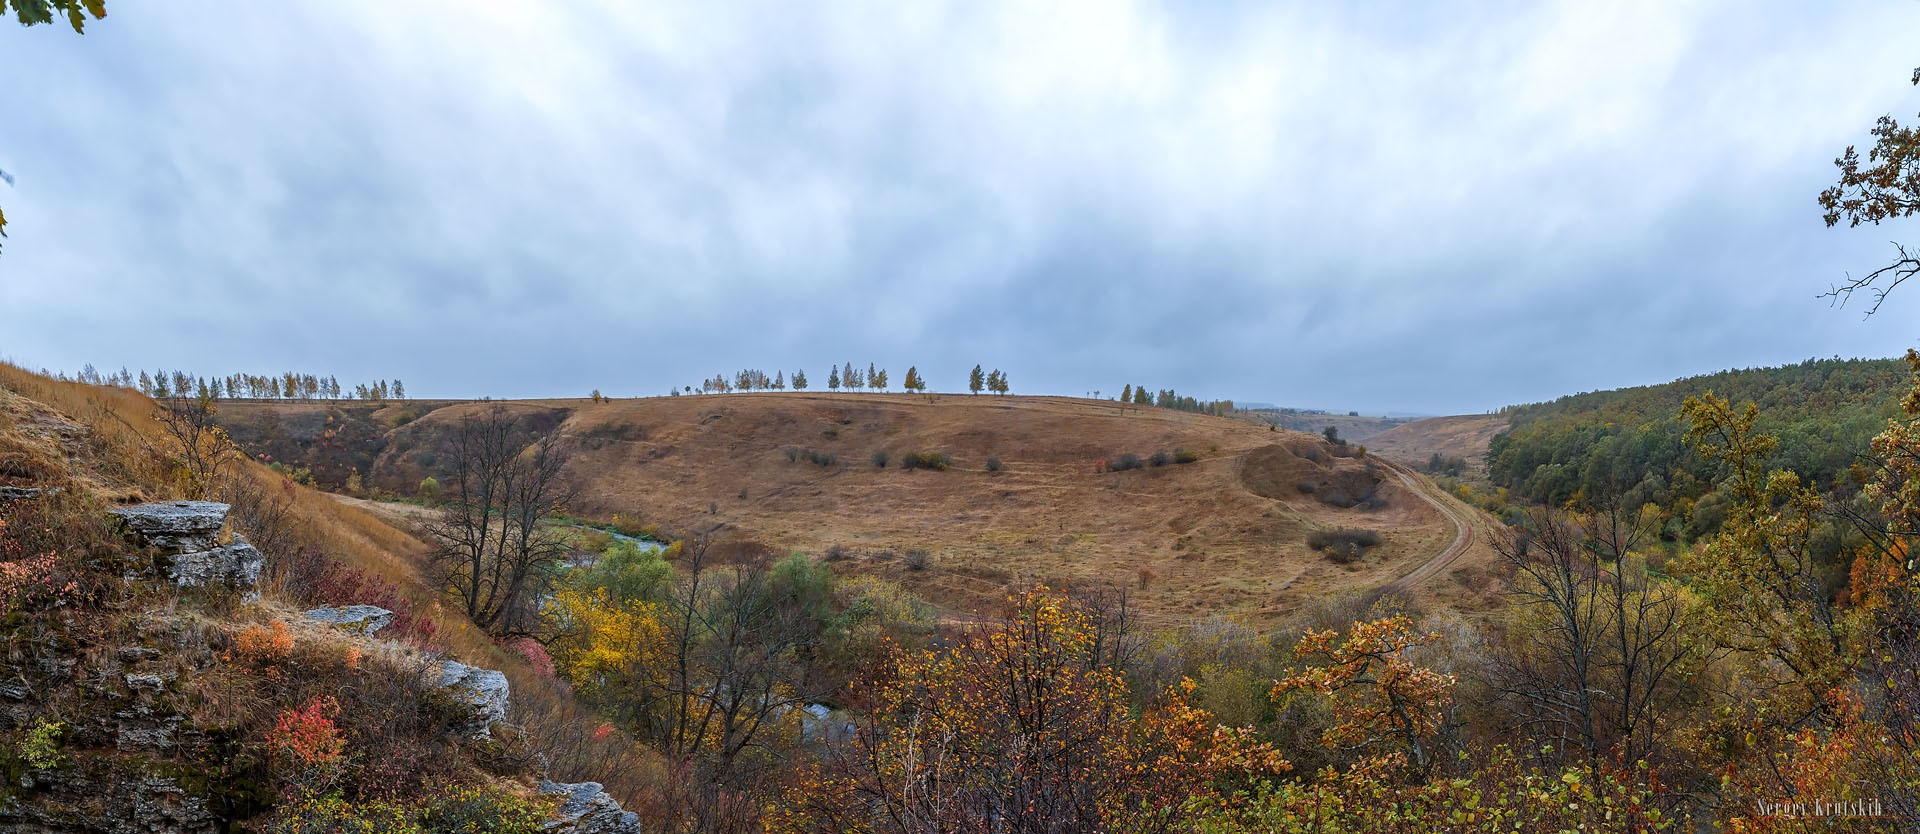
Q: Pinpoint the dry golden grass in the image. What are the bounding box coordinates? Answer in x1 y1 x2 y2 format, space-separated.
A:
307 392 1505 626
1364 413 1510 472
0 362 664 801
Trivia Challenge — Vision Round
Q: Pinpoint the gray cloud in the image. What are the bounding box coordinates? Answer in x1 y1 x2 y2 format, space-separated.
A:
2 0 1917 414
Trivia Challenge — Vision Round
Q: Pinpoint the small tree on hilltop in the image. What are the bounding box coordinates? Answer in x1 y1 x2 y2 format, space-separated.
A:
827 367 840 391
903 366 925 393
793 369 808 390
969 364 985 394
1121 384 1132 403
872 367 888 391
773 370 785 390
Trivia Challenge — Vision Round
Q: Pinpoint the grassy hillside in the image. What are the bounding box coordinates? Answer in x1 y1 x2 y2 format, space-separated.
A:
0 363 661 824
221 393 1504 624
1486 357 1908 525
1364 414 1509 474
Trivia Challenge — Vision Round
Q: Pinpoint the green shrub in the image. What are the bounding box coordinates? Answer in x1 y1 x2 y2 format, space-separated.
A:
1172 449 1199 464
1148 450 1170 467
900 451 951 471
872 450 890 468
20 719 63 771
418 782 550 834
1109 453 1143 472
985 457 1002 472
786 447 800 463
806 449 837 467
263 793 421 834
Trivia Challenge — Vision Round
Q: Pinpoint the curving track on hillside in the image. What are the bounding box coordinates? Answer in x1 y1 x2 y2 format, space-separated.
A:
1373 462 1477 599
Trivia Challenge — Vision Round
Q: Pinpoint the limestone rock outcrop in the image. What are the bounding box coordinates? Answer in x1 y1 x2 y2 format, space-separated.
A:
305 604 396 636
539 779 644 834
110 501 228 552
437 660 510 740
111 501 263 597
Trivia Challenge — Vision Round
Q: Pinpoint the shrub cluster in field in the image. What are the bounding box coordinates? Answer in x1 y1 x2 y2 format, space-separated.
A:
899 450 951 470
1103 449 1198 472
1306 528 1382 563
785 447 837 468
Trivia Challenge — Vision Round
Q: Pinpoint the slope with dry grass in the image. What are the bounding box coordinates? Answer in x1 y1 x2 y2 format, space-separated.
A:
0 363 663 822
1363 413 1510 473
227 393 1505 625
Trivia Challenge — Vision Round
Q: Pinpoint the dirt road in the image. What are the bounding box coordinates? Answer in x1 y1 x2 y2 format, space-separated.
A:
1369 462 1478 601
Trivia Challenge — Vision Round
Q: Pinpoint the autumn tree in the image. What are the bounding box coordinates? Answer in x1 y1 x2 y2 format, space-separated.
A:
871 366 887 391
987 369 1008 395
773 588 1288 833
423 405 575 637
1121 383 1132 403
903 366 925 393
1273 615 1456 773
1819 63 1920 314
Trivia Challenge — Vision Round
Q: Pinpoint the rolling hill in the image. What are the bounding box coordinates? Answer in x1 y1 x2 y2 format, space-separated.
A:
218 394 1504 624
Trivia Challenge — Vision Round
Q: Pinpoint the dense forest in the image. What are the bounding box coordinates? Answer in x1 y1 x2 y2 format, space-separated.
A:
1487 357 1907 526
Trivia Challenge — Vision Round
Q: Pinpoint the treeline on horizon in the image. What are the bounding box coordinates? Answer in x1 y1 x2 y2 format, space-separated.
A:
59 364 407 402
64 360 1242 422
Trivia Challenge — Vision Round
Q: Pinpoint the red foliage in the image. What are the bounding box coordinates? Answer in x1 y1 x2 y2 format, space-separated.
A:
266 696 347 791
0 516 76 614
501 636 556 680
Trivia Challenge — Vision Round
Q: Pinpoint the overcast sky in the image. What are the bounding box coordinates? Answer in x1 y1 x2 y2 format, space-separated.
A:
2 2 1918 414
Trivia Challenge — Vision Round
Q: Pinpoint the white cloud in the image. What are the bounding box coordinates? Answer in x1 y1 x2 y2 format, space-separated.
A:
0 0 1915 410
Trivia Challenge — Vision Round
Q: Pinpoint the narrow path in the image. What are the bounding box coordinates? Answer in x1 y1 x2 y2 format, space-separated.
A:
1367 462 1476 602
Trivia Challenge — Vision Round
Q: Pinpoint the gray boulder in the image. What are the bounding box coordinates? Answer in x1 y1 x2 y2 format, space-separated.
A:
168 538 264 598
111 501 230 553
437 660 510 740
539 780 643 834
305 605 396 636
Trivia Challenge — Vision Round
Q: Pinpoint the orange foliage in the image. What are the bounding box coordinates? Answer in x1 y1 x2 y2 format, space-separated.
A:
1274 615 1455 771
229 620 295 671
770 589 1287 832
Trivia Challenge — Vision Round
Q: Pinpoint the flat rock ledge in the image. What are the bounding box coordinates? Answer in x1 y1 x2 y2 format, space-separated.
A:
304 605 395 636
111 501 229 553
539 780 643 834
437 660 510 740
110 501 263 597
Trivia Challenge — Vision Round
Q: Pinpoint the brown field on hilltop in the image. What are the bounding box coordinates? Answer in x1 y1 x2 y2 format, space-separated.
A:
222 394 1505 625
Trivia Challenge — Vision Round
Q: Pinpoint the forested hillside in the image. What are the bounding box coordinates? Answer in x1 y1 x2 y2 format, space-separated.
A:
1487 357 1907 529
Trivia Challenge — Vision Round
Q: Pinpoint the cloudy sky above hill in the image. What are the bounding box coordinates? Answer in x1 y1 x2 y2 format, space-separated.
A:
2 1 1917 413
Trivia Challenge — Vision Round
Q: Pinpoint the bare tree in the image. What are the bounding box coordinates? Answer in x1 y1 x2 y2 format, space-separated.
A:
155 391 240 500
423 406 575 636
1489 503 1695 765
